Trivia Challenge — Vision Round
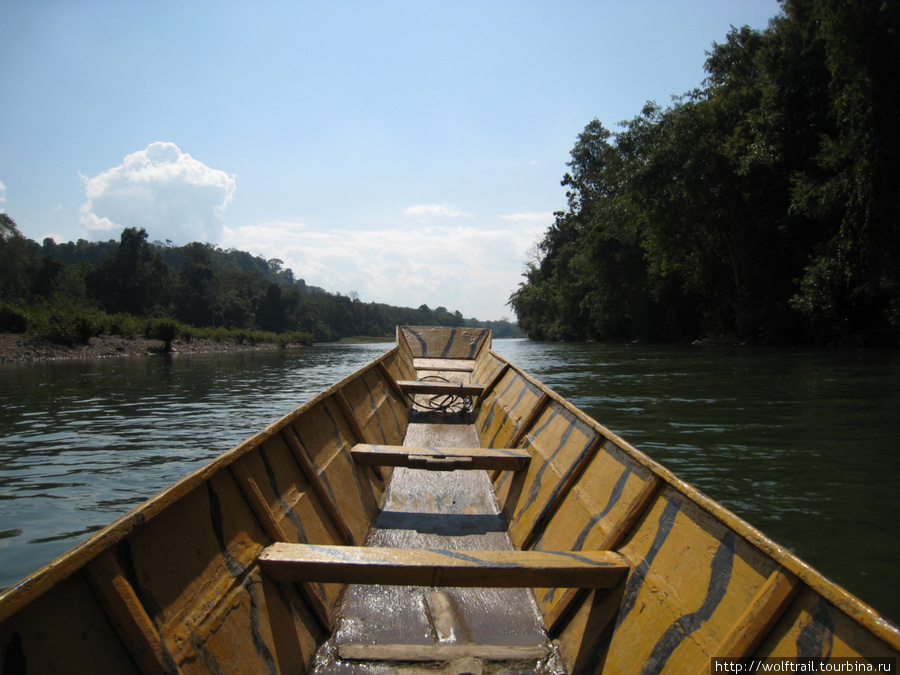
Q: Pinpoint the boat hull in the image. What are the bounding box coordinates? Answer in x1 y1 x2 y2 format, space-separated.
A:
1 326 897 673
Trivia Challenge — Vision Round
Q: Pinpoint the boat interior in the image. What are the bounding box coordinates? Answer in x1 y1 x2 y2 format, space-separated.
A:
0 326 898 674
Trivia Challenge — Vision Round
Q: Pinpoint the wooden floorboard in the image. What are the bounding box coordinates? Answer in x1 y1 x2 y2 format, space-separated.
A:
337 642 551 663
310 365 561 672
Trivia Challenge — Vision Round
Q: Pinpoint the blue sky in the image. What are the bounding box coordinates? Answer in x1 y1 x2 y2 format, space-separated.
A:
1 1 781 321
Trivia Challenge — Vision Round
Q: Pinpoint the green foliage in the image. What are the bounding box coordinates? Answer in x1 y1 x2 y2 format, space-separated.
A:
0 216 40 305
277 331 315 347
0 303 29 333
103 313 144 338
144 318 183 351
88 228 172 317
511 0 900 346
31 300 104 345
0 217 498 344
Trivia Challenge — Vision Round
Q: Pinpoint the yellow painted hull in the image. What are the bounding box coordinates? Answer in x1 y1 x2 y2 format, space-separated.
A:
1 326 897 673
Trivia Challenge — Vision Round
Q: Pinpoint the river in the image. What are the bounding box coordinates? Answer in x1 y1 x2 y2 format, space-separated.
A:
1 339 897 625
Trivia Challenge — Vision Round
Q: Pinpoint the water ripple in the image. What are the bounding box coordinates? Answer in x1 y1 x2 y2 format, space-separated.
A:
494 339 900 623
0 343 390 588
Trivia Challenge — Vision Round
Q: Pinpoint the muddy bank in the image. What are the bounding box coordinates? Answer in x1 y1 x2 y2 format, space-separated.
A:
0 333 307 363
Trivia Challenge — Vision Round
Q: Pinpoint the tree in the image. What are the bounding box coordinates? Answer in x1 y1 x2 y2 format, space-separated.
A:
785 0 900 342
0 213 21 241
2 221 505 342
175 242 220 326
511 0 900 345
89 228 171 316
0 215 39 304
256 283 287 333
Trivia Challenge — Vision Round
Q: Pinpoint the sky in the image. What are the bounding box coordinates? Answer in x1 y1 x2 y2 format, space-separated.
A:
0 1 782 321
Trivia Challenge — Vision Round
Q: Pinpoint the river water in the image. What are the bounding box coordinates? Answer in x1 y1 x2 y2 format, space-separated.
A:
1 339 898 626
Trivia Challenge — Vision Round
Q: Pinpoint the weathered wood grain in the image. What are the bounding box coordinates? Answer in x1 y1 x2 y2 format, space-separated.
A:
352 444 531 471
709 568 802 661
413 358 476 373
281 426 356 546
258 543 629 588
83 551 176 675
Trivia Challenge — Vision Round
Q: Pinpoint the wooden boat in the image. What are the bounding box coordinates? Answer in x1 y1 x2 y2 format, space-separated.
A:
1 326 898 674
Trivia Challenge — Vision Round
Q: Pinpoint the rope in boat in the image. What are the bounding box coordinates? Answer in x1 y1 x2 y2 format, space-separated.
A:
408 375 473 414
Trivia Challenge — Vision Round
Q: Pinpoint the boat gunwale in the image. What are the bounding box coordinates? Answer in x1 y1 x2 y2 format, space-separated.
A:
0 344 403 624
487 349 900 649
2 337 898 657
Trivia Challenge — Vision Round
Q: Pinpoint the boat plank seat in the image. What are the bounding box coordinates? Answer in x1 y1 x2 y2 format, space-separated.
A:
397 380 485 397
352 443 531 472
259 543 629 588
413 358 475 373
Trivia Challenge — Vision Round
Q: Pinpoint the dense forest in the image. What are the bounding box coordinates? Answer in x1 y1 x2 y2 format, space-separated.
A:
0 217 518 344
510 0 899 346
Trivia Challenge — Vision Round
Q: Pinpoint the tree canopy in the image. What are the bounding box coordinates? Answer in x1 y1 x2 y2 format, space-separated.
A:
0 222 519 342
510 0 900 345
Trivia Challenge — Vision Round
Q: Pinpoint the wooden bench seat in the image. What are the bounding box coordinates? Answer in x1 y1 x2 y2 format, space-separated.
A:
397 380 485 397
412 358 475 373
352 444 531 472
258 543 629 588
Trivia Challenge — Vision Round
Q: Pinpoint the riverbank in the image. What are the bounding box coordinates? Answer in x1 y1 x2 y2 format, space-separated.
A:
0 333 308 363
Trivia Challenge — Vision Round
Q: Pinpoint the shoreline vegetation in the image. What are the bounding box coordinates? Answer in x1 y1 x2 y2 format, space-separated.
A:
0 331 314 364
0 221 521 357
0 322 415 364
0 301 500 364
0 303 320 363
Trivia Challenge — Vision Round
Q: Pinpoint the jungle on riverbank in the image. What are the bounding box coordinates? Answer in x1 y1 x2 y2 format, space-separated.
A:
0 218 519 363
509 0 900 346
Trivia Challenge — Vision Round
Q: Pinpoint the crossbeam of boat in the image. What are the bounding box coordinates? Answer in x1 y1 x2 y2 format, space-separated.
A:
351 444 531 472
258 543 629 588
412 358 475 373
397 380 485 397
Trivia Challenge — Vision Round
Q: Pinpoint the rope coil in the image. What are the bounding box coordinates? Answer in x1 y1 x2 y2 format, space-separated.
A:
407 375 473 414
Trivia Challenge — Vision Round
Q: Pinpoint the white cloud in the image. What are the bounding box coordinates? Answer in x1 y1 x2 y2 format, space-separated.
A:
221 218 545 320
0 180 6 208
403 203 474 220
499 211 555 224
79 142 236 243
499 212 555 256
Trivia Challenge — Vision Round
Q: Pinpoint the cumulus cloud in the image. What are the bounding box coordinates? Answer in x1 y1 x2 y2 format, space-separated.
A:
403 203 474 220
0 180 6 208
499 211 555 225
79 142 235 243
221 218 545 320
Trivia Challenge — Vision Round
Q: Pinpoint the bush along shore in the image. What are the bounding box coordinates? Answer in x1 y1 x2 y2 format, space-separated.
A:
0 333 315 363
0 305 314 363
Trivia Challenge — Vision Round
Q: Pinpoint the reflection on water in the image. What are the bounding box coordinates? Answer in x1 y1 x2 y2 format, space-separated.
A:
0 343 390 590
494 339 900 625
1 338 898 625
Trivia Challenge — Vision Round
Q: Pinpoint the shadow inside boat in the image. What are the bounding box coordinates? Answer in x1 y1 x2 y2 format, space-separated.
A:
408 410 475 425
374 511 507 536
